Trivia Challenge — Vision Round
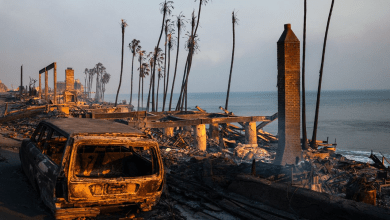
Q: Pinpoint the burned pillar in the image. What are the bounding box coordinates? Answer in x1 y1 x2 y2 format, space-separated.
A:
194 124 207 151
53 62 57 104
65 68 75 90
209 123 219 140
245 121 257 145
45 68 48 102
20 65 23 96
39 73 42 98
275 24 301 165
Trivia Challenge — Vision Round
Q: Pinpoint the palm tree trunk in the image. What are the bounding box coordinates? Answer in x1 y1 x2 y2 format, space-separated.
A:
150 8 167 112
156 71 161 111
182 3 203 111
302 0 309 150
138 59 142 111
115 25 126 107
163 42 171 112
176 60 188 110
130 54 135 107
311 0 335 148
225 12 236 110
147 61 154 111
162 27 168 111
142 77 144 109
169 27 181 111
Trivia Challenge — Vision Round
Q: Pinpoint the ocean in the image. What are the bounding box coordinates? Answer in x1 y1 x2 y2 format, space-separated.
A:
104 90 390 165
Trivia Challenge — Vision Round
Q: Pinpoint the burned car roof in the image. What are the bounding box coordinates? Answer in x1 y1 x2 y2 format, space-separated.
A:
42 118 144 137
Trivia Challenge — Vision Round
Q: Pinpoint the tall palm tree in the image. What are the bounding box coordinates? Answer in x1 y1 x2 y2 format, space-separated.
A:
101 71 111 101
140 62 150 109
169 13 186 111
147 0 174 112
162 19 173 111
115 19 128 107
302 0 309 150
225 11 238 110
129 39 141 108
84 68 88 97
147 51 155 110
162 19 169 111
95 63 105 101
88 68 95 99
163 31 174 111
178 0 209 111
176 12 196 111
155 53 165 111
137 49 146 111
311 0 335 148
156 67 164 111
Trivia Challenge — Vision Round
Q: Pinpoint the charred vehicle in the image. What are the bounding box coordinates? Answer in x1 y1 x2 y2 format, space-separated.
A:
19 118 165 219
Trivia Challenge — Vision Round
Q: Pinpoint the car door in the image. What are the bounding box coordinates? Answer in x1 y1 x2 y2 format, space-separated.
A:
26 124 61 211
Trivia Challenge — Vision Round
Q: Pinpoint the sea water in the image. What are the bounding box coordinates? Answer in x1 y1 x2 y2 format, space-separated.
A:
104 90 390 164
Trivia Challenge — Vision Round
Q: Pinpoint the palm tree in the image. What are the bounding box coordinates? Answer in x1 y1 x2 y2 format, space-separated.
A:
176 12 196 111
115 19 128 107
147 51 155 110
88 68 95 99
163 31 174 111
162 19 173 111
169 12 186 111
311 0 335 148
139 62 150 109
95 63 105 101
155 53 165 111
84 68 88 97
156 67 164 111
225 11 238 110
178 0 209 111
101 71 111 101
147 0 174 112
137 49 146 110
129 39 141 108
302 0 309 150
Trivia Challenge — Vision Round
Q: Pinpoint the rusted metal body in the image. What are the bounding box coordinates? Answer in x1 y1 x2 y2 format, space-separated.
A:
19 118 165 219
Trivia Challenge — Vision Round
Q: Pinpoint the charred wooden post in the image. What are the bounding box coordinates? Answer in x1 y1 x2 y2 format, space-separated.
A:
193 124 206 151
45 68 48 102
20 65 23 97
39 72 42 98
53 62 57 104
245 121 257 145
275 24 302 166
163 127 174 137
209 123 219 140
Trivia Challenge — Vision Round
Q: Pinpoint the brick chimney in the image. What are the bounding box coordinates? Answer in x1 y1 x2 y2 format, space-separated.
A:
65 68 74 91
275 24 301 165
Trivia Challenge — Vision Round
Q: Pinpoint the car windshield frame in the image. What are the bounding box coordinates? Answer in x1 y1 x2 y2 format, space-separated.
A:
69 136 160 180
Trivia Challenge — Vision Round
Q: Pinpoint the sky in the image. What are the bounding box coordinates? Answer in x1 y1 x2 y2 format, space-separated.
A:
1 0 389 95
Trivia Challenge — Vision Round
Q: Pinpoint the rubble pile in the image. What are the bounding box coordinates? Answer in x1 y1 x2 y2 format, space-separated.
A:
0 101 64 141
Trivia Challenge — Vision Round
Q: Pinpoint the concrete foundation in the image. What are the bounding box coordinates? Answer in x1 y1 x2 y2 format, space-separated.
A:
245 121 257 145
193 124 206 151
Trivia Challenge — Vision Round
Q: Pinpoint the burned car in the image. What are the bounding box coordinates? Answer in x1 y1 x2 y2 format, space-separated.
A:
19 118 165 219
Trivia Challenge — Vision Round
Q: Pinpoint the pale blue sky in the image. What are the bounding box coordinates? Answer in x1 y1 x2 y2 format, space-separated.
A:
1 0 389 94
